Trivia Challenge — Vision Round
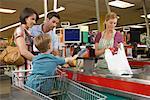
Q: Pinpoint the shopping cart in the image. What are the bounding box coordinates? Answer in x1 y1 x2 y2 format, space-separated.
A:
12 69 107 100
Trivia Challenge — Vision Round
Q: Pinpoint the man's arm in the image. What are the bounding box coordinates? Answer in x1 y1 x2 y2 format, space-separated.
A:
52 50 60 56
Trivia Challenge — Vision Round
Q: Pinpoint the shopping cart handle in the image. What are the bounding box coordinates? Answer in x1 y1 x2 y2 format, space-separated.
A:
57 68 67 76
12 69 32 73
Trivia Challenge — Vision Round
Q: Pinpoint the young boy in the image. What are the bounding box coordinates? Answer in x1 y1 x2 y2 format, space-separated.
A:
26 34 77 95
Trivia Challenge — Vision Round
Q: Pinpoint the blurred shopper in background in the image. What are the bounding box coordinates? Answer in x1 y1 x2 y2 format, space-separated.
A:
95 12 123 72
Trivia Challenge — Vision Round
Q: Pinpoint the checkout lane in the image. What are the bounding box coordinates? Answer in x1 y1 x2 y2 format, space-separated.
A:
61 58 150 100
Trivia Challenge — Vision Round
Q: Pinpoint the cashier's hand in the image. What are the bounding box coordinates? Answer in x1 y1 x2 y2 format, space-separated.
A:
117 43 121 49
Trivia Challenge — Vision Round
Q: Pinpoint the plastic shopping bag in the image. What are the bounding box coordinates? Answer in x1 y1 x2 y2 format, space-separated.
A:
105 43 133 76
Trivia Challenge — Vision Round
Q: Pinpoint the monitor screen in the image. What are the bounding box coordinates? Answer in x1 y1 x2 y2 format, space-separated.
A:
64 28 81 43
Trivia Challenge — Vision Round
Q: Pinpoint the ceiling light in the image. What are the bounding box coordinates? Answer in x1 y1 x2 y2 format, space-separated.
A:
54 6 65 12
141 14 150 19
130 25 144 28
0 7 65 32
39 6 65 18
69 21 98 28
0 23 21 32
115 23 150 29
109 0 135 8
0 8 16 14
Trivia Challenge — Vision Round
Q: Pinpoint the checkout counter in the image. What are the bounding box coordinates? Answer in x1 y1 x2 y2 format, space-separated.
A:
0 45 149 100
61 57 150 100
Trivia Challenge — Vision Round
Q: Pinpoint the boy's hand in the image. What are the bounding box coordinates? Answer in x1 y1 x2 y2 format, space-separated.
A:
72 54 78 60
63 64 70 68
65 55 78 64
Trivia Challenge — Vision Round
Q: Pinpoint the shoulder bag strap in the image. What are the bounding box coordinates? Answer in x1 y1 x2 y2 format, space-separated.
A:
24 29 33 52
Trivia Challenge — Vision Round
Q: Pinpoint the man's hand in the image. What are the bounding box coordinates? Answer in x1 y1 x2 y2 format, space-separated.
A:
51 50 60 56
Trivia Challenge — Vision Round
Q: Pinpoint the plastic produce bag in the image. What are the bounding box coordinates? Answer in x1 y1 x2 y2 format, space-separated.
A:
105 43 133 76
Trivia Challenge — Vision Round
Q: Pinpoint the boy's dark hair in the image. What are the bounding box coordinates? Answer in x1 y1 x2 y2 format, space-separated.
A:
20 8 39 24
47 12 60 19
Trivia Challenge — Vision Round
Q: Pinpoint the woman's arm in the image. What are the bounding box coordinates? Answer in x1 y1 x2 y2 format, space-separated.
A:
95 43 106 57
16 36 34 61
94 32 106 57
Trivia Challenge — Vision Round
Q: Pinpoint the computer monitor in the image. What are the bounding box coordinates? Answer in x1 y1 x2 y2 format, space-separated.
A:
64 28 81 43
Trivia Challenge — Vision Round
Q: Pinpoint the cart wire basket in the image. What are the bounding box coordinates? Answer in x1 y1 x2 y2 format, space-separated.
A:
12 69 107 100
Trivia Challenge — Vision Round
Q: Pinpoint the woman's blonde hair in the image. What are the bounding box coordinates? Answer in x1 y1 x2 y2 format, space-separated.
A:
103 12 118 29
105 12 117 22
34 34 51 53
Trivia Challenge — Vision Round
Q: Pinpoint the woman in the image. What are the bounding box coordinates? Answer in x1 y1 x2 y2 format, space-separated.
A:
95 12 123 73
14 8 39 71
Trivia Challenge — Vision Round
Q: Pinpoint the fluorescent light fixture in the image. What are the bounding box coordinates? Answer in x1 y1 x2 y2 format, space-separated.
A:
55 6 65 12
109 0 135 8
130 25 144 28
0 8 16 14
56 21 98 30
115 23 150 29
0 23 21 32
39 14 45 18
141 14 150 19
0 6 65 32
69 21 98 28
39 6 65 18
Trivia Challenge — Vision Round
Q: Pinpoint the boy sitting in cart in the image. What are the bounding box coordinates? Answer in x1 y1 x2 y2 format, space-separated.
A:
26 34 78 95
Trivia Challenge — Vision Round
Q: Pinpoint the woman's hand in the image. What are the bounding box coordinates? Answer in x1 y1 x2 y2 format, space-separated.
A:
95 43 108 56
116 43 121 49
109 47 116 54
72 54 78 60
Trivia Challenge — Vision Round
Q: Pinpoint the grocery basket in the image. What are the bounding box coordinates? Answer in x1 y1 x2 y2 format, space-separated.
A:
12 69 107 100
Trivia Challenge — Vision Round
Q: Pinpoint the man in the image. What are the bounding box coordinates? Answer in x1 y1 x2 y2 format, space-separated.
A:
29 12 60 56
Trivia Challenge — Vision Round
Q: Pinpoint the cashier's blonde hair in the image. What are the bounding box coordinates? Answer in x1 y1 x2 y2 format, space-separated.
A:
34 34 51 53
104 12 118 29
105 12 117 22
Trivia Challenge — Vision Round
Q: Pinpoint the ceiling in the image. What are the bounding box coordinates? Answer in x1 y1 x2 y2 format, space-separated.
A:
0 0 150 38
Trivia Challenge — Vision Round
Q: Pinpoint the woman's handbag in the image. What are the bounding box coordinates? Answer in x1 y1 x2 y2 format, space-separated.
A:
0 46 25 66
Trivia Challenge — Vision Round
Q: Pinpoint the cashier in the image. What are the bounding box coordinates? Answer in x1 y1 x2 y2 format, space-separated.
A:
95 12 123 72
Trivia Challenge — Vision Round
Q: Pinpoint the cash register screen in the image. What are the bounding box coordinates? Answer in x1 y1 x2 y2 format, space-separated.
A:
64 28 81 43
